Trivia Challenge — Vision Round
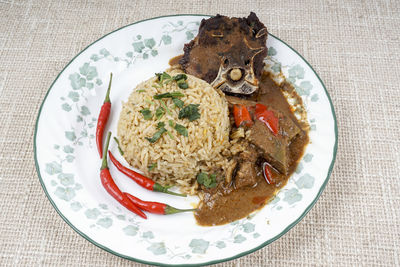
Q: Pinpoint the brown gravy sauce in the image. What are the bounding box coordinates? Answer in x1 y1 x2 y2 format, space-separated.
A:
169 56 309 226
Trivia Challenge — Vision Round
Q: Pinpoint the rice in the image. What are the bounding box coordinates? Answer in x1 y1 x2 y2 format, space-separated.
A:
117 70 230 194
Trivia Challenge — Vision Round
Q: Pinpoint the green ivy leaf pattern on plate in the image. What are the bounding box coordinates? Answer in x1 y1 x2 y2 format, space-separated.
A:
147 242 167 255
65 131 76 141
295 174 315 189
61 103 72 112
295 162 304 174
70 202 82 211
243 222 255 233
63 145 74 153
304 153 313 162
123 225 138 236
132 42 145 53
45 161 62 175
268 46 277 56
283 188 302 205
142 231 154 239
85 208 101 219
97 218 113 228
288 64 305 79
161 35 171 45
80 106 91 116
216 241 226 249
311 93 319 102
68 91 80 102
233 235 246 243
57 173 74 186
54 187 76 201
189 239 209 254
144 38 156 49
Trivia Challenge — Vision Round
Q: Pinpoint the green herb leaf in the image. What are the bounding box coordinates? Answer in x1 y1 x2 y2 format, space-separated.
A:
153 91 184 99
168 120 174 127
140 108 152 120
145 99 155 105
155 72 172 84
172 98 184 108
196 172 208 184
155 107 165 120
167 131 174 139
159 100 172 115
174 123 188 137
177 81 189 89
178 104 200 121
136 89 146 93
148 163 157 171
173 74 187 81
196 172 217 188
113 137 124 155
145 127 167 143
156 122 165 129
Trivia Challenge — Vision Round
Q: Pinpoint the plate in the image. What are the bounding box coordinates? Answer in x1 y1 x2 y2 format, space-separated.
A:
34 15 337 266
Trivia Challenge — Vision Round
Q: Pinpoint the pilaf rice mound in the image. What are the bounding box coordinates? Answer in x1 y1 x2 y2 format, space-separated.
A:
117 70 230 194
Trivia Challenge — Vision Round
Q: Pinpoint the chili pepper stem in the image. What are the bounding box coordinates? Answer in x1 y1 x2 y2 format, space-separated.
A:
164 206 196 215
153 183 186 197
101 132 112 170
104 73 113 104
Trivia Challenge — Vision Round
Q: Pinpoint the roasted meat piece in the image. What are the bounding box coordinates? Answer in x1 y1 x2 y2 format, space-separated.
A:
180 12 268 95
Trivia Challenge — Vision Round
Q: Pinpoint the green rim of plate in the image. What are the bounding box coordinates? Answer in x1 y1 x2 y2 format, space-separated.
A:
34 14 338 267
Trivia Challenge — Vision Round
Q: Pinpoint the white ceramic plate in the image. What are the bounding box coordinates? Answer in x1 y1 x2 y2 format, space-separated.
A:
34 15 337 266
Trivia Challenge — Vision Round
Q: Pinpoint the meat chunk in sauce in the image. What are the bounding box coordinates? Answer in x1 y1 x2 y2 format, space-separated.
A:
235 161 257 189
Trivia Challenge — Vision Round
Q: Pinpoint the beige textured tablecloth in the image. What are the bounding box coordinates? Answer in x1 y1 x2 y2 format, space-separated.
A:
1 0 399 266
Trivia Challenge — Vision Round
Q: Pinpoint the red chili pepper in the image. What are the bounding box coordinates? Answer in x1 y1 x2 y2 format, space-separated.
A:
233 104 253 127
262 162 274 185
108 151 187 197
255 104 279 135
96 73 113 158
100 132 147 219
124 192 195 215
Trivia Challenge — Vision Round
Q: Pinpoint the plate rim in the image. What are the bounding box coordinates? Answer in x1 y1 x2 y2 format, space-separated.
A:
34 14 338 266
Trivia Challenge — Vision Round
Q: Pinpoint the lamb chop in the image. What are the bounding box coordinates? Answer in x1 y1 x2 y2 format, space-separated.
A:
179 12 268 95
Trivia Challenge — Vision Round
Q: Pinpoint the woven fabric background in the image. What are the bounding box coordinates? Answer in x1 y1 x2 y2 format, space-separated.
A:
0 0 399 266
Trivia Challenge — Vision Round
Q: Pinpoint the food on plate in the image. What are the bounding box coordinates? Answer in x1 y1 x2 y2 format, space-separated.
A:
99 132 147 219
117 71 230 194
180 12 267 95
96 73 113 158
109 150 186 197
111 13 309 225
124 192 195 215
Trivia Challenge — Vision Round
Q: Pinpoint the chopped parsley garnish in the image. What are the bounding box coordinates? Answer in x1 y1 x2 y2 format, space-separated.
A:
153 91 185 99
148 163 157 171
167 131 174 139
156 121 165 129
155 72 172 84
145 127 167 143
159 100 172 115
136 89 146 93
113 137 124 155
178 104 200 121
140 108 152 120
177 81 189 89
173 74 187 81
168 120 174 127
155 72 189 88
155 107 165 120
174 123 188 137
172 98 184 108
145 99 155 105
196 172 217 188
